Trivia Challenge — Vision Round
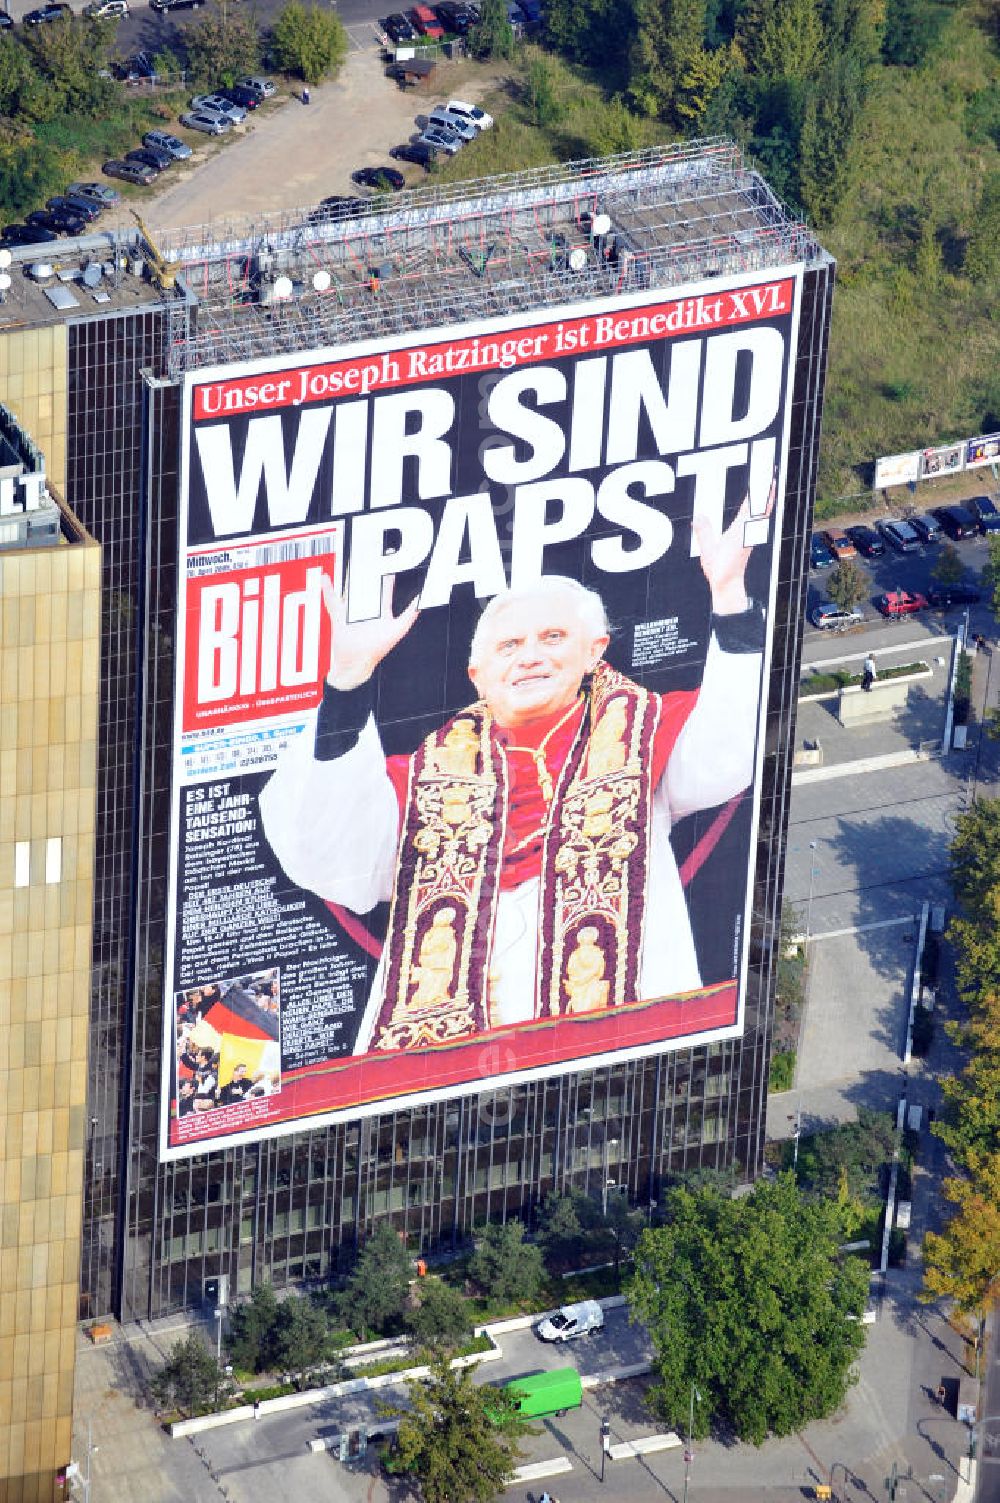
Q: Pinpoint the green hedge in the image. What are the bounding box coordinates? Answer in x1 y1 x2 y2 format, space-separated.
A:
801 662 926 695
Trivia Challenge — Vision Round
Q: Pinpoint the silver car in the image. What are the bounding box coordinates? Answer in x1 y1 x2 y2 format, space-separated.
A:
418 125 463 155
190 93 247 125
180 110 232 136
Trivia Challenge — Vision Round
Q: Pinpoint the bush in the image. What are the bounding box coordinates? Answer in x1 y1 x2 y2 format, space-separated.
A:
270 0 348 83
768 1048 796 1092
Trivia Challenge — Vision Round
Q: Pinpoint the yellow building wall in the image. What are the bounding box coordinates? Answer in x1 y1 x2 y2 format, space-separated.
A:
0 536 100 1503
0 327 68 496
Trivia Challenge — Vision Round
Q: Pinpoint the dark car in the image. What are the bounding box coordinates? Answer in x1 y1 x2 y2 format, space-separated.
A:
931 504 978 541
126 146 170 172
114 52 159 83
310 196 367 224
926 584 981 608
352 166 406 191
48 194 102 222
1 223 58 245
103 158 158 185
907 512 942 544
878 589 929 618
27 207 86 235
967 495 1000 534
23 3 71 22
383 10 417 38
434 1 472 31
845 523 885 558
390 140 438 168
0 13 14 28
219 84 260 110
150 0 203 9
810 533 834 569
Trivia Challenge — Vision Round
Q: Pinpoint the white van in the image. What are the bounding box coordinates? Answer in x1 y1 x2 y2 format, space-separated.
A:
536 1299 605 1342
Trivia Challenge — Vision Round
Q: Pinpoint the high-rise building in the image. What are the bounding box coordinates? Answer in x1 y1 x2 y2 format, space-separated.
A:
0 409 101 1503
0 145 833 1371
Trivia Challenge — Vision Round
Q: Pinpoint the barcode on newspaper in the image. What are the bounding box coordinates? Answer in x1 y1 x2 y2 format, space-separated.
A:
250 534 338 566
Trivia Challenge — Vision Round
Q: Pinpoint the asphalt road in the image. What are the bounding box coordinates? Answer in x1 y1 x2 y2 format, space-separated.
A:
977 1304 1000 1502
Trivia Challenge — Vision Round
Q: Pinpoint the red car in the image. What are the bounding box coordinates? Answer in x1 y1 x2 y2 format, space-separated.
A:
409 3 445 33
878 589 928 618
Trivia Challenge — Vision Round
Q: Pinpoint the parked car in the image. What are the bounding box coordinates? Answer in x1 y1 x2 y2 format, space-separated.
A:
382 10 417 38
126 146 171 172
427 106 478 141
390 141 438 168
190 93 247 124
810 602 865 631
931 504 978 541
23 3 71 23
103 158 158 185
966 495 1000 534
143 130 192 160
114 52 159 83
0 13 13 28
536 1301 605 1342
309 196 367 224
179 110 231 135
84 0 129 15
845 523 886 558
409 2 445 34
434 2 472 31
907 512 942 543
47 194 101 222
1 223 57 244
926 584 981 608
876 517 921 553
219 84 260 110
150 0 203 11
445 98 494 129
27 208 86 235
810 533 834 569
235 75 276 99
418 125 463 154
352 166 406 190
822 528 857 560
878 589 928 618
67 181 120 206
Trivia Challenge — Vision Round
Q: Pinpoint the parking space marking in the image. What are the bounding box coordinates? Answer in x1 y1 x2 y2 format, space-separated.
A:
346 20 380 48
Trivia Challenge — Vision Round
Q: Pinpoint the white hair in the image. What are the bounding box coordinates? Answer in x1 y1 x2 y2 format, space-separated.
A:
468 576 609 668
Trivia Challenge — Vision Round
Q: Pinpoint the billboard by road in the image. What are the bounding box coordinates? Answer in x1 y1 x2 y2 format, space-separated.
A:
160 265 803 1158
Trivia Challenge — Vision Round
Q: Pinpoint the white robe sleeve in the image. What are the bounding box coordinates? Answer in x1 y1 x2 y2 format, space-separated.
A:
257 714 401 914
665 635 763 822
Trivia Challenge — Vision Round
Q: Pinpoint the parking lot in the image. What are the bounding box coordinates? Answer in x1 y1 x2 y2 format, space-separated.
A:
807 494 1000 639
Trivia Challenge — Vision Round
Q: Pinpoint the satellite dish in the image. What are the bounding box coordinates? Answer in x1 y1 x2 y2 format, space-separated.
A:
311 269 331 292
568 246 588 272
272 274 293 301
0 273 11 292
0 248 11 269
82 263 102 288
591 213 612 237
30 262 54 281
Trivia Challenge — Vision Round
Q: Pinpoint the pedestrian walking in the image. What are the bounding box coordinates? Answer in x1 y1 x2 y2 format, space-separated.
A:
861 652 876 692
302 85 311 104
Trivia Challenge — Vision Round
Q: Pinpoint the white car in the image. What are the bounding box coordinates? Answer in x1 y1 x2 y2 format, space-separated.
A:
536 1300 605 1342
446 98 493 129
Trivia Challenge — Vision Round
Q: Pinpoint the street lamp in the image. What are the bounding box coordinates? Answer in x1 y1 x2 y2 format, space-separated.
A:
792 1096 802 1170
805 840 819 943
682 1383 700 1503
600 1414 611 1483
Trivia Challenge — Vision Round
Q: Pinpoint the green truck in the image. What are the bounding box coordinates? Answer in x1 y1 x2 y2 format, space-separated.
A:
503 1366 583 1419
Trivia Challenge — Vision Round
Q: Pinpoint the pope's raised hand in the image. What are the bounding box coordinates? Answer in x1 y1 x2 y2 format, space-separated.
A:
321 573 420 690
693 477 775 616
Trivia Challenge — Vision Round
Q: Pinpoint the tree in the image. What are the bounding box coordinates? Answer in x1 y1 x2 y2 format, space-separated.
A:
932 542 965 588
468 1219 544 1305
753 0 823 84
981 536 1000 621
922 1156 1000 1314
600 1191 645 1273
525 54 563 126
797 57 865 224
272 1296 329 1376
628 1174 868 1445
965 172 1000 283
392 1355 528 1502
150 1332 222 1415
182 5 260 87
534 1190 587 1271
270 1 348 83
469 0 514 59
404 1279 473 1351
337 1220 411 1339
948 797 1000 922
826 557 867 611
228 1281 279 1373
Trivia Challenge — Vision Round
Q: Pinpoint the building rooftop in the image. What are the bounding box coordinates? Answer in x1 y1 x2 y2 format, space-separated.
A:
0 231 183 330
160 139 824 375
0 402 93 551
